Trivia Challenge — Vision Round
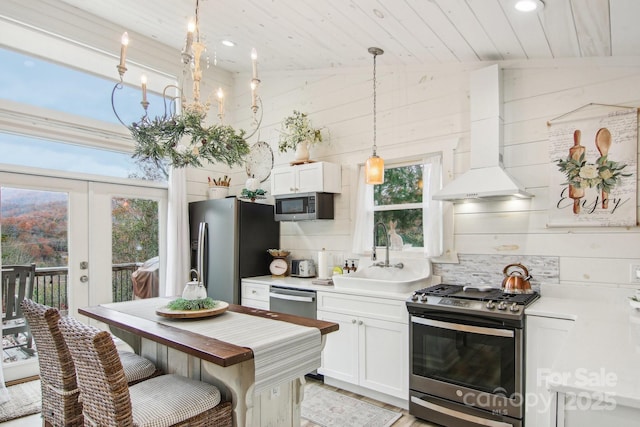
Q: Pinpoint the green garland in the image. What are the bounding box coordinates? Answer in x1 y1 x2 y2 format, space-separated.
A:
130 108 250 171
166 297 217 311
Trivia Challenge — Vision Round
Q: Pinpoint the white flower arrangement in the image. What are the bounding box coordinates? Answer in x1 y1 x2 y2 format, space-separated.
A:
277 110 323 153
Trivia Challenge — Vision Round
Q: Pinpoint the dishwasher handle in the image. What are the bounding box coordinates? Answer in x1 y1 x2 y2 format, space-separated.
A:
269 292 315 303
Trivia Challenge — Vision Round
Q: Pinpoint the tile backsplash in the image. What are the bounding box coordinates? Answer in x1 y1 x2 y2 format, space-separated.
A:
433 254 559 289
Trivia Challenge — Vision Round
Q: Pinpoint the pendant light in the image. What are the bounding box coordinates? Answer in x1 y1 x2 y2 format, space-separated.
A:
365 47 384 185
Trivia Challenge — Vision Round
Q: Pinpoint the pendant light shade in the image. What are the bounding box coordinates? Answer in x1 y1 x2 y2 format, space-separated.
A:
365 47 384 185
365 154 384 184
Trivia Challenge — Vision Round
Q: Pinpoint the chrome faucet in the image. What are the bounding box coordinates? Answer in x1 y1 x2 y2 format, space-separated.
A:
372 221 390 267
371 221 404 269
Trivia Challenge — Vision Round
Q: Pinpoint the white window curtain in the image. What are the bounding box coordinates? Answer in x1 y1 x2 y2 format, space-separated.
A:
164 166 190 297
352 165 374 254
352 155 444 258
423 155 444 258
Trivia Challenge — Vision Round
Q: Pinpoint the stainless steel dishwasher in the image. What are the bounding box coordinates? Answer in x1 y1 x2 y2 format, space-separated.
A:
269 285 321 379
268 286 317 319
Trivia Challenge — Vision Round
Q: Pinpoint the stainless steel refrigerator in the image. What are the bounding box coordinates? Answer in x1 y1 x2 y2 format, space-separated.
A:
189 198 280 304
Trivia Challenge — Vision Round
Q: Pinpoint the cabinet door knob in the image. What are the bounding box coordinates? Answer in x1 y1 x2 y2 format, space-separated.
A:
358 320 363 325
351 319 356 324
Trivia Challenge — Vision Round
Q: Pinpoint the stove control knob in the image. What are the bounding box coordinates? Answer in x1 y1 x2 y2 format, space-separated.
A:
411 292 419 301
419 294 428 302
497 301 507 311
486 300 496 310
510 303 520 313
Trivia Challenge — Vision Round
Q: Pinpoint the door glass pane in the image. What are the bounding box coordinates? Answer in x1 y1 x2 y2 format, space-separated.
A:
111 197 159 302
1 187 69 365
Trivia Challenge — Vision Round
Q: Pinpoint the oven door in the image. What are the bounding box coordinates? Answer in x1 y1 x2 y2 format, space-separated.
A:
410 311 523 419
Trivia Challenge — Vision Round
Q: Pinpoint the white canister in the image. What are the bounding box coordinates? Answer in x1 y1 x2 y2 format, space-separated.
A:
317 249 329 279
208 186 229 199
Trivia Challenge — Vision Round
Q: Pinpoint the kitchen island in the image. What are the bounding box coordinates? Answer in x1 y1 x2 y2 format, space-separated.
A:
80 297 338 427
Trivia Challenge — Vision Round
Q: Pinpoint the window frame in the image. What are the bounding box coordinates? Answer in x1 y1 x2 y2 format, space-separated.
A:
354 137 459 263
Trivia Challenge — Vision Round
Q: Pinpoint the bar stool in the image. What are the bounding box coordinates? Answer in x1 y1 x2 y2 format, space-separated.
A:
21 299 161 426
58 314 233 427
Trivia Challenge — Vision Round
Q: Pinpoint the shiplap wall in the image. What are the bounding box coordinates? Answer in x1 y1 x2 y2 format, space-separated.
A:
6 0 639 289
190 58 640 289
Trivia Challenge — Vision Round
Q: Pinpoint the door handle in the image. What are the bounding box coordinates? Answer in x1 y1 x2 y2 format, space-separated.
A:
80 275 89 283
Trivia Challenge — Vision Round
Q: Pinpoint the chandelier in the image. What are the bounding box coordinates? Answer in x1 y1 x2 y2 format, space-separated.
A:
112 0 262 174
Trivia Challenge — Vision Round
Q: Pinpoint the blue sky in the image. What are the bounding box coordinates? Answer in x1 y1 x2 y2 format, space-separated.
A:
0 48 166 179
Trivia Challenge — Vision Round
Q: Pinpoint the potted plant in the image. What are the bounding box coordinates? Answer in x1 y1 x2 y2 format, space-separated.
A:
278 110 323 162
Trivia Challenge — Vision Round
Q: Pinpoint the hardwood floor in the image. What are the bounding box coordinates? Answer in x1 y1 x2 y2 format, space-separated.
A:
1 379 440 426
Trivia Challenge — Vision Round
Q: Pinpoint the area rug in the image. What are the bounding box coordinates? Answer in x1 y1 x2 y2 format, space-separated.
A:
302 382 402 427
0 380 41 422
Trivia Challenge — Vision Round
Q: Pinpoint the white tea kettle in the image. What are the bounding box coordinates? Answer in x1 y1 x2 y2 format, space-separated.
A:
182 269 207 300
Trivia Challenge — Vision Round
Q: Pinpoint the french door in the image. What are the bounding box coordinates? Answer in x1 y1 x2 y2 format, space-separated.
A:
0 170 167 380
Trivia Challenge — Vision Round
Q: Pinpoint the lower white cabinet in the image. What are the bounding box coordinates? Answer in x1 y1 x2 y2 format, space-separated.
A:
525 315 574 427
241 280 269 310
317 292 408 400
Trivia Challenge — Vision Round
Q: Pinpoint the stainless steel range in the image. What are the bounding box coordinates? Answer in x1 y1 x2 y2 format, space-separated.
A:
406 284 539 427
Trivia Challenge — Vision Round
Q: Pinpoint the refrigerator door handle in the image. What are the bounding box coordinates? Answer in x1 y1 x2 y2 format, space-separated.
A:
197 221 207 285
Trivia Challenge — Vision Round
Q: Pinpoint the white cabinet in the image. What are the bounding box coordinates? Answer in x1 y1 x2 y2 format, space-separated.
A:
241 280 269 310
525 315 574 427
271 161 341 195
317 291 408 400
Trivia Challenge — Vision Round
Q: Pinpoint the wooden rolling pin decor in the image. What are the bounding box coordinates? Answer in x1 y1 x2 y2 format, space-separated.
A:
568 129 585 214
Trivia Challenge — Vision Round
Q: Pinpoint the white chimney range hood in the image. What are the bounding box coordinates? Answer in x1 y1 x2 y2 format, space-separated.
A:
433 65 532 202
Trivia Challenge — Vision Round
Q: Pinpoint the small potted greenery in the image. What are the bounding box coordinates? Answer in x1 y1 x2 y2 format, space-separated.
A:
278 110 323 162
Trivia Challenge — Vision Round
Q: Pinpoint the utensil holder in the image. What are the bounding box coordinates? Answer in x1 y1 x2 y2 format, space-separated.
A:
208 186 229 199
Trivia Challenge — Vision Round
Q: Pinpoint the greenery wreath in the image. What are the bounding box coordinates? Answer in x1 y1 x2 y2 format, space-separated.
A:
556 152 631 193
129 108 249 176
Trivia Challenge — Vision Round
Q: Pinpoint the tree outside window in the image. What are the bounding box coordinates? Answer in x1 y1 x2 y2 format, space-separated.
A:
373 163 424 250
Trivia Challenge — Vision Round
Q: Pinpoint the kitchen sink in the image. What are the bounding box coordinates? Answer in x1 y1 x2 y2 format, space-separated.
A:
332 258 432 293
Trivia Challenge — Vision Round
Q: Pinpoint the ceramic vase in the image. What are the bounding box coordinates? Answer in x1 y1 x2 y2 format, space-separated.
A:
294 140 310 162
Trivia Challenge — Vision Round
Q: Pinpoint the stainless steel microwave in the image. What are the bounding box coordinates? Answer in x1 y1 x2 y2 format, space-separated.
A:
274 192 334 221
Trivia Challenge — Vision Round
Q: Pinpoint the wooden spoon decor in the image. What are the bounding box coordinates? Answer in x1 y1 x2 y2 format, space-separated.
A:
595 128 612 209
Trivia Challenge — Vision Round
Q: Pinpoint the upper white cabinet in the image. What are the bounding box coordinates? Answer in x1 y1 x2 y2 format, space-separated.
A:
271 162 341 195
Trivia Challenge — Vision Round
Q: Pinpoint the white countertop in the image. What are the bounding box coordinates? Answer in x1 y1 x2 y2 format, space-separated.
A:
525 288 640 409
243 275 416 301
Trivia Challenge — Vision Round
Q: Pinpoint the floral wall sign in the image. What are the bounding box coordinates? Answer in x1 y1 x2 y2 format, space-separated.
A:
548 108 637 227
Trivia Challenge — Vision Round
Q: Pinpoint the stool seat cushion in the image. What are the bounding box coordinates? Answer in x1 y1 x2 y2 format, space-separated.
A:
118 350 158 384
129 374 222 427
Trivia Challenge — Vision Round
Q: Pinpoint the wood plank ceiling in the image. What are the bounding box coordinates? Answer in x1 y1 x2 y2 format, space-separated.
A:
55 0 640 72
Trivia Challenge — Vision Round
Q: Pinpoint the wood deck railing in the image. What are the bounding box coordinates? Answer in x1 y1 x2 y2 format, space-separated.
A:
33 263 141 313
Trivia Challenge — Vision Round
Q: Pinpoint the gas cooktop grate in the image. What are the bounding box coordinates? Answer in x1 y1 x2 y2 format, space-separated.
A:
415 284 539 305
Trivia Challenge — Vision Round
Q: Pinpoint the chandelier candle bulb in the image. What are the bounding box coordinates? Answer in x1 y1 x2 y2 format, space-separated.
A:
118 32 129 70
217 87 224 116
140 74 148 103
251 48 258 79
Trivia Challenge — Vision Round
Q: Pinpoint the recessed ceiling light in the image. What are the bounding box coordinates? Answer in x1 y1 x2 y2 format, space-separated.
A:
221 40 235 47
514 0 544 12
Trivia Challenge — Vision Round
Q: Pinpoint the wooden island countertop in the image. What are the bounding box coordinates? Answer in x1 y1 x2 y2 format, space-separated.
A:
79 302 338 367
